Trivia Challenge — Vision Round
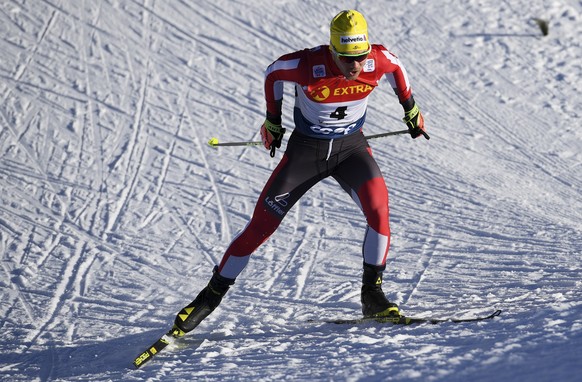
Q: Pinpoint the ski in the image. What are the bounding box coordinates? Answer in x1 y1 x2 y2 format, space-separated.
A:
133 310 501 367
312 309 502 325
133 327 182 369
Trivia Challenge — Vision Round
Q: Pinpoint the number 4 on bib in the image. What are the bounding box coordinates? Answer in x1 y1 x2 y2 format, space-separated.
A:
330 106 347 120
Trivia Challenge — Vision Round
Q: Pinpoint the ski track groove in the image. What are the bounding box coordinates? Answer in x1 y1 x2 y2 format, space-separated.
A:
0 4 25 34
13 7 58 82
136 48 192 229
187 110 232 246
168 206 219 269
104 59 149 235
402 222 438 306
199 1 296 60
34 232 65 271
137 118 177 229
25 241 90 348
0 260 36 326
256 200 307 298
103 0 158 236
78 0 107 237
134 0 198 43
0 110 71 228
286 230 310 301
293 227 323 301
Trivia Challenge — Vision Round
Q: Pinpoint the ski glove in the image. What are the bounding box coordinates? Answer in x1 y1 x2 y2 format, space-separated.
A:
260 117 286 157
403 103 429 140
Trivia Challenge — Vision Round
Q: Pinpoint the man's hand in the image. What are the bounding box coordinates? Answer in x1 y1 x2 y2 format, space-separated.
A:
260 118 286 157
403 103 429 140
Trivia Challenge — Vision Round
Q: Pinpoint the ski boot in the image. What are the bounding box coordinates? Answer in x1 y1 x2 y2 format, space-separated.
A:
361 263 400 318
172 267 235 337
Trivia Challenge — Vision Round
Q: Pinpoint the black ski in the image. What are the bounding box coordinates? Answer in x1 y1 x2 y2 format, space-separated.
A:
133 327 182 369
312 309 501 325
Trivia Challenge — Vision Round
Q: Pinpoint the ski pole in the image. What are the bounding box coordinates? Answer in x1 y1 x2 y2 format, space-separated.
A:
365 129 411 139
207 137 262 147
207 129 422 148
367 128 430 140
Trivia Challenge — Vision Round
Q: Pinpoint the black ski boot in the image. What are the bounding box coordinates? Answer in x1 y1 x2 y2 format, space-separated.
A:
361 263 400 318
172 267 235 336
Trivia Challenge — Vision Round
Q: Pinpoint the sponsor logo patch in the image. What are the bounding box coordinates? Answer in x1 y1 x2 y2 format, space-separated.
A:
340 34 367 44
333 84 373 96
309 122 358 136
265 193 290 216
274 193 290 207
363 59 375 72
313 64 326 78
310 86 331 101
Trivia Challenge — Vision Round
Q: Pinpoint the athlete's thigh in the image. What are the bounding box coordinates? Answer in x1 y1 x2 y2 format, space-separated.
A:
258 139 324 218
333 147 385 193
333 147 389 237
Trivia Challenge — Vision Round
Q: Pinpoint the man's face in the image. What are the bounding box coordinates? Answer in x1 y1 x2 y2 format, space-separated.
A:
332 50 369 80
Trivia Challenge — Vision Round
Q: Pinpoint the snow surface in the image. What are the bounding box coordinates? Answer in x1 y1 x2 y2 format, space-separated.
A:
1 0 581 381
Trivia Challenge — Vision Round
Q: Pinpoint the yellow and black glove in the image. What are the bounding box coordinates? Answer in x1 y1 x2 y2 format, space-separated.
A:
260 114 286 157
403 103 429 140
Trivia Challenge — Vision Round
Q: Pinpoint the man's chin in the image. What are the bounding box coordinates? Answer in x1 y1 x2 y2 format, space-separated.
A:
345 73 359 80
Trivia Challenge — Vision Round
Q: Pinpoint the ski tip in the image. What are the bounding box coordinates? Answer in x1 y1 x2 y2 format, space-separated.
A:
133 350 152 369
132 328 179 369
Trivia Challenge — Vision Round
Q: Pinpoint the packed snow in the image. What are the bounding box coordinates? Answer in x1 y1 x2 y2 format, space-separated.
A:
1 0 581 381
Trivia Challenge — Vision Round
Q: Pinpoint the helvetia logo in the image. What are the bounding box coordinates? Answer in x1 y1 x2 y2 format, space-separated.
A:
340 34 367 44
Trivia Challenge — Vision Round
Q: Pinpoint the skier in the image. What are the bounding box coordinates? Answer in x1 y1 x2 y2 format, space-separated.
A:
172 9 428 336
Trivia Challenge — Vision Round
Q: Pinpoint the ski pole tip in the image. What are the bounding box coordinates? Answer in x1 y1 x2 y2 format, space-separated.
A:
208 137 219 147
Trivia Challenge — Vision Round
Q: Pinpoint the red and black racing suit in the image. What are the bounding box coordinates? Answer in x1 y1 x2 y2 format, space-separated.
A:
217 44 415 279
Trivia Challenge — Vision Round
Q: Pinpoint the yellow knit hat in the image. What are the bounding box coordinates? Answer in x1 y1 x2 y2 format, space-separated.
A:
330 10 370 55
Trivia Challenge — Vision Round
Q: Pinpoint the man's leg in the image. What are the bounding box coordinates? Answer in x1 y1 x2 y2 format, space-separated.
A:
333 149 400 317
174 138 324 334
